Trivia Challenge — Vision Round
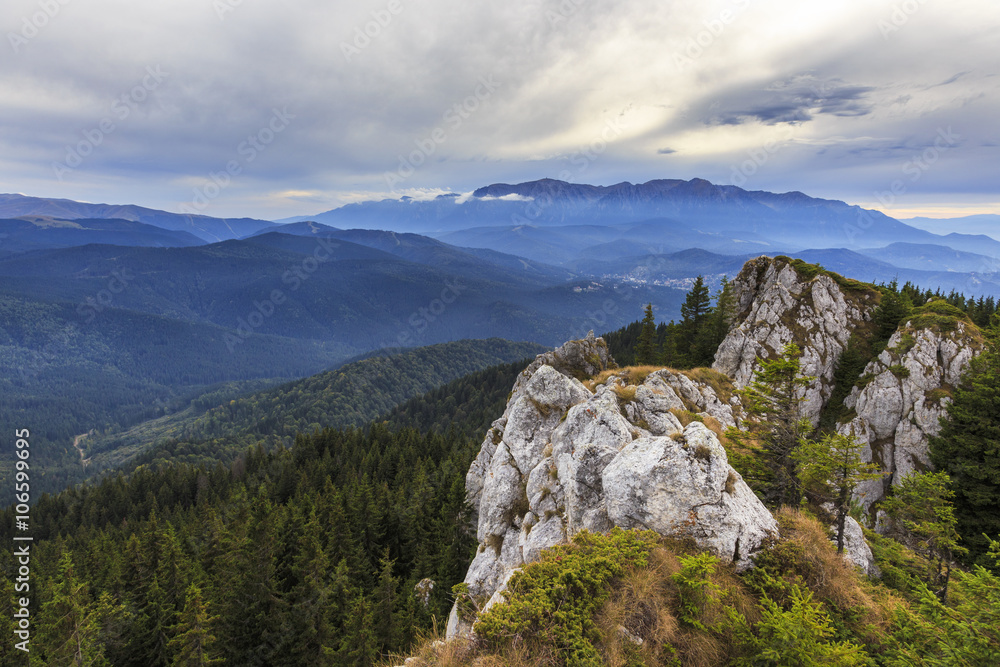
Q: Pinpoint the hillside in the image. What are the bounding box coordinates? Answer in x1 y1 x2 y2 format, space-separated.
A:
82 338 548 472
0 193 277 242
1 255 997 666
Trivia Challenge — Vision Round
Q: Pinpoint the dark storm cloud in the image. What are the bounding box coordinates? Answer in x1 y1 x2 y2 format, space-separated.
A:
703 76 876 126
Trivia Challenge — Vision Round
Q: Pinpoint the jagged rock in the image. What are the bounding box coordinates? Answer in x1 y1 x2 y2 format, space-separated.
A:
841 516 879 578
713 256 878 425
448 337 777 638
603 422 777 566
837 320 983 513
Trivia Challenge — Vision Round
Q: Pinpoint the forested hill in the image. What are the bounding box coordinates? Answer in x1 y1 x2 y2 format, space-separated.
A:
85 338 548 472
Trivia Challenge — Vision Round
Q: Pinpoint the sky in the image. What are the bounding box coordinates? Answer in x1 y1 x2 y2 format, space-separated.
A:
1 0 997 221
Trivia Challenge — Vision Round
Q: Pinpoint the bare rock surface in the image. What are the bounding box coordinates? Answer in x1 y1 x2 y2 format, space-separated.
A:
450 336 777 638
837 320 983 512
713 256 878 425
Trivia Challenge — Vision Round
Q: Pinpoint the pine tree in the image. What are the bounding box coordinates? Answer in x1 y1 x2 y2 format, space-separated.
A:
634 303 658 365
884 472 967 602
795 432 883 553
336 595 378 667
930 320 1000 567
32 552 111 666
679 276 712 365
168 584 221 666
694 275 735 367
727 343 815 507
372 550 401 654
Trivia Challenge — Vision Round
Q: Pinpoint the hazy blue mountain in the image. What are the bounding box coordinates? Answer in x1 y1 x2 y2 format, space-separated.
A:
901 214 1000 240
0 193 277 242
0 233 685 350
785 248 1000 296
859 242 1000 274
249 223 579 284
0 216 204 255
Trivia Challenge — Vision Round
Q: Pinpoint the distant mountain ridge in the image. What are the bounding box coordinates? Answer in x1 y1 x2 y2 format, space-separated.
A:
0 216 204 256
0 193 276 242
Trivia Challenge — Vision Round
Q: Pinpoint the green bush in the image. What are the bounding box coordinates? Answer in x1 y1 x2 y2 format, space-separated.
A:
474 528 659 666
730 585 867 666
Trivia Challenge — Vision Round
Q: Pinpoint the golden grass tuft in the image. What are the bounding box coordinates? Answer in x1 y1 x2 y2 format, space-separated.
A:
584 365 664 392
611 384 638 402
670 408 703 427
773 508 898 643
683 367 735 402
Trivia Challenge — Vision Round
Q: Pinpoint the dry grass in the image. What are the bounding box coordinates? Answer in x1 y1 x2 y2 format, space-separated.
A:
773 508 899 642
596 547 683 666
670 408 704 427
683 367 735 402
611 384 638 402
584 365 664 392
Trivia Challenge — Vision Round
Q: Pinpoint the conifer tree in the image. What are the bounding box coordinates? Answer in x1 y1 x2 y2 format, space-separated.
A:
796 432 883 553
372 551 401 654
336 595 378 667
634 303 658 365
930 319 1000 567
694 275 735 366
32 552 110 666
727 343 815 506
680 276 712 365
884 472 967 602
168 584 221 666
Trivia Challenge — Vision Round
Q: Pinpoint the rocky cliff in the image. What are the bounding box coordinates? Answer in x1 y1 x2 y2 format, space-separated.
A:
447 258 983 639
713 256 879 425
837 313 984 512
450 334 777 638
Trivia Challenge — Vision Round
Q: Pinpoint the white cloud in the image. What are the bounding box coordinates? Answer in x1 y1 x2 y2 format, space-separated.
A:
0 0 996 218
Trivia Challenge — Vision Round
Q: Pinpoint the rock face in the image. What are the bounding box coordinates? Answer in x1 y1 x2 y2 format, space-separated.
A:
837 320 983 512
841 516 879 578
713 256 878 425
450 336 777 638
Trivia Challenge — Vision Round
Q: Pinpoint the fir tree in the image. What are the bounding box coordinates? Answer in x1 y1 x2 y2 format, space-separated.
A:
727 343 815 507
168 584 221 666
930 320 1000 567
32 553 111 666
795 432 883 553
884 472 967 602
679 276 712 365
634 303 658 365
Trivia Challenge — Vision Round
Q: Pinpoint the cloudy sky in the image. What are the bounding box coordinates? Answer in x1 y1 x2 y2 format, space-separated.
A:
1 0 997 220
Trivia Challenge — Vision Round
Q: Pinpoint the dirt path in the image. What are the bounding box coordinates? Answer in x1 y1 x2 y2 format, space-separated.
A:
73 431 92 469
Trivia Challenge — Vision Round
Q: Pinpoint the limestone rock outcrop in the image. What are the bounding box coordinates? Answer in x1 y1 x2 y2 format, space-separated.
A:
450 337 778 638
713 256 879 425
837 320 983 512
841 516 879 578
